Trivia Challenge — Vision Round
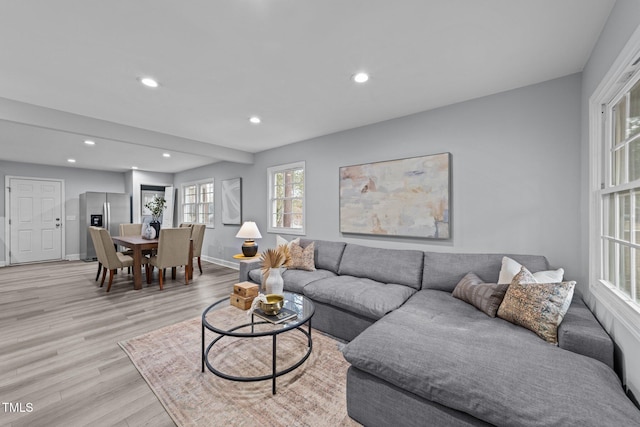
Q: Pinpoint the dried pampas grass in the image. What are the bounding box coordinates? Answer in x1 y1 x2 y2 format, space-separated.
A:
260 244 292 281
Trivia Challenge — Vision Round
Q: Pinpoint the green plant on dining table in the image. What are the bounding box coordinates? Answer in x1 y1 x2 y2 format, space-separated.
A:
145 196 167 221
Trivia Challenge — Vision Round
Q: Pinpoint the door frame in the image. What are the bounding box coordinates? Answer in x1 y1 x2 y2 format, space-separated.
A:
4 175 66 266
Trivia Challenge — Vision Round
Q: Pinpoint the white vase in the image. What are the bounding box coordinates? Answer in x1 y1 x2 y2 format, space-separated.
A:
142 223 156 239
264 267 284 296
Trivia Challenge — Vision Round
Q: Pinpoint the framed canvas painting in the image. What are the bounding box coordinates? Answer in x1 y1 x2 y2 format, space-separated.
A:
221 177 242 225
339 153 451 239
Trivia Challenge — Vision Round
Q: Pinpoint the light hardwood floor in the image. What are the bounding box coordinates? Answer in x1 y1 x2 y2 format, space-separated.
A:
0 259 238 427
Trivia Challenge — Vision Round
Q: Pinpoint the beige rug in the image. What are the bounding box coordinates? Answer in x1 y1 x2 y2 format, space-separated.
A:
119 306 360 427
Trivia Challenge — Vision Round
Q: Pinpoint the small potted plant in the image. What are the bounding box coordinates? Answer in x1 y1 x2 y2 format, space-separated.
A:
145 195 166 237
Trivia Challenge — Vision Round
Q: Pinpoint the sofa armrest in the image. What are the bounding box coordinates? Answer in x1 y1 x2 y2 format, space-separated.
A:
558 296 614 369
238 259 262 283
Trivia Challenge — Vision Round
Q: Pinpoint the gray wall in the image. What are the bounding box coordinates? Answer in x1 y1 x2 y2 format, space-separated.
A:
0 160 126 262
176 73 583 284
580 0 640 401
174 163 246 265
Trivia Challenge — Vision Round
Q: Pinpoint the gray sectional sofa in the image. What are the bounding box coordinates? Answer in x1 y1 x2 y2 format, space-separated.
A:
239 239 640 426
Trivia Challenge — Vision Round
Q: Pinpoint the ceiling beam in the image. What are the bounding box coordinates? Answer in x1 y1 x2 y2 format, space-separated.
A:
0 97 254 165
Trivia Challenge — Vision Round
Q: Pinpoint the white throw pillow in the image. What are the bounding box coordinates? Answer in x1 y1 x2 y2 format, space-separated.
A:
497 256 564 285
276 235 300 249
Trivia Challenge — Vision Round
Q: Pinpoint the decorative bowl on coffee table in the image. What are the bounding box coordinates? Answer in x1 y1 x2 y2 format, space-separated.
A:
259 294 284 315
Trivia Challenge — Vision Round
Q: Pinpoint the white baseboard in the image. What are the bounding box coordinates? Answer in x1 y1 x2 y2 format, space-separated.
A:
202 255 239 270
0 256 79 267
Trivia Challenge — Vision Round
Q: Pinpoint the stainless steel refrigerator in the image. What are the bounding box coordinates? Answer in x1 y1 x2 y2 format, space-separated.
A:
79 192 131 260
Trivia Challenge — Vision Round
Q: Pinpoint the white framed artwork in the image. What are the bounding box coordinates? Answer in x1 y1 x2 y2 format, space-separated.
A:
221 177 242 225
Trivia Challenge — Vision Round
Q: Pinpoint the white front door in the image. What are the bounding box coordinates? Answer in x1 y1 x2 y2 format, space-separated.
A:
9 178 63 264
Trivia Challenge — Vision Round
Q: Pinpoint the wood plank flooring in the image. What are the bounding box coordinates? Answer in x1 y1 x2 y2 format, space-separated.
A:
0 260 238 427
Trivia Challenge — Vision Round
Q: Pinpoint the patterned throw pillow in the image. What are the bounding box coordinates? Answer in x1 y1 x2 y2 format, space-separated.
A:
452 273 509 317
497 266 575 344
289 242 316 271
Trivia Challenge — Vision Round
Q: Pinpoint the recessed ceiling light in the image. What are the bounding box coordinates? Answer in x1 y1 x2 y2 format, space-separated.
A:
131 166 139 170
352 72 369 83
163 153 171 158
84 139 95 146
140 77 159 88
67 158 76 163
249 116 261 124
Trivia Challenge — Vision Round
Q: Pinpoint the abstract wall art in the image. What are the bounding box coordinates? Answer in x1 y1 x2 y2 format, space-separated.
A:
221 177 242 225
339 153 451 239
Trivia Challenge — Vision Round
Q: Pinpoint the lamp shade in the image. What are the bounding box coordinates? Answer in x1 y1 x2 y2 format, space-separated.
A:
235 221 262 239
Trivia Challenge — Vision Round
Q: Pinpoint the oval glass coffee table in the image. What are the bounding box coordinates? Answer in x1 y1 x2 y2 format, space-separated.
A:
201 291 315 394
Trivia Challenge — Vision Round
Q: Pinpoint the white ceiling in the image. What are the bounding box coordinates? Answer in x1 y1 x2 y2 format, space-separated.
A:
0 0 615 173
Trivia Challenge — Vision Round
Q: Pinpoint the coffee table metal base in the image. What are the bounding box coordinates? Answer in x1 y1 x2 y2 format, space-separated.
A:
201 313 313 395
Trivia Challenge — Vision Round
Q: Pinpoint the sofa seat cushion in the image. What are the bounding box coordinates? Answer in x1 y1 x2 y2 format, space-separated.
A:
303 275 416 320
558 295 614 368
248 268 337 294
282 269 337 294
342 290 640 427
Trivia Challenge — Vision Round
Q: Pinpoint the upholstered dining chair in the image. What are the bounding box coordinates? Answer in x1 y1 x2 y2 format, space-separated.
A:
146 227 191 290
98 228 147 292
119 223 143 236
89 226 105 282
190 224 206 274
179 223 205 274
118 223 146 270
117 223 138 266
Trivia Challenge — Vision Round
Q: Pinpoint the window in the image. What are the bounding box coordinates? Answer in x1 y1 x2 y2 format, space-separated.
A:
181 179 214 226
267 161 305 234
601 77 640 305
592 41 640 320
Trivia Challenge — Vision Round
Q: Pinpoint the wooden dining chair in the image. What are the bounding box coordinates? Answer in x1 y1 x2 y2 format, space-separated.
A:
146 227 191 290
98 228 147 292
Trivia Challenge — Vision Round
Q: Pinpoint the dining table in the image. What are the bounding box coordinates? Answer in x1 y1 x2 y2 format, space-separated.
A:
111 235 193 290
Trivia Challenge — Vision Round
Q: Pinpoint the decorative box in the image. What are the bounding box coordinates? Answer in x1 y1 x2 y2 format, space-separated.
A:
233 281 259 298
230 293 255 310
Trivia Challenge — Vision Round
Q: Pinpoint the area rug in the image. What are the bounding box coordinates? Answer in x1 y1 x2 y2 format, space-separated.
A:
119 305 360 427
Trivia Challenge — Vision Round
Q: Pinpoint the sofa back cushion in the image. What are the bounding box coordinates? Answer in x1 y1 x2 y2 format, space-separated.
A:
299 239 346 274
422 252 549 292
338 243 424 289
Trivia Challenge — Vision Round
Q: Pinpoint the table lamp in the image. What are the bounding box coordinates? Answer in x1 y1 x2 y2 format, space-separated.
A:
235 221 262 257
